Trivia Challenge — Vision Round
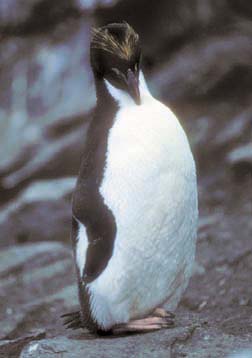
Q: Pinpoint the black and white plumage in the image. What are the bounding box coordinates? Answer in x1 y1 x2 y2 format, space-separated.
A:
63 22 198 335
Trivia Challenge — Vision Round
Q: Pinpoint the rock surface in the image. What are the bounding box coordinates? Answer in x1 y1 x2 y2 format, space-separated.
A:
1 0 252 357
0 178 75 247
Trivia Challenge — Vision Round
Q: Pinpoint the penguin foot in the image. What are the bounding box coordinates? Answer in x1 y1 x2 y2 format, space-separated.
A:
61 311 83 330
112 315 174 334
152 307 175 319
61 309 175 335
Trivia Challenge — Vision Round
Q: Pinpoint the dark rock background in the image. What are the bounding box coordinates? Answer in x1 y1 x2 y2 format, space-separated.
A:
0 1 251 357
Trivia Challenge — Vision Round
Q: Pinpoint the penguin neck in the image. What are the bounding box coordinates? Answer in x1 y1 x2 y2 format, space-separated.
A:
94 76 116 106
93 76 119 122
91 76 119 133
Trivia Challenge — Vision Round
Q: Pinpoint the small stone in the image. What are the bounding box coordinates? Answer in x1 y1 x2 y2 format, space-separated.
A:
28 343 39 353
6 308 13 315
219 278 226 287
239 297 249 306
198 301 207 311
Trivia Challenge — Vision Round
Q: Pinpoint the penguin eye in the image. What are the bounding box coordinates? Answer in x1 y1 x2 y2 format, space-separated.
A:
111 68 126 82
111 67 120 76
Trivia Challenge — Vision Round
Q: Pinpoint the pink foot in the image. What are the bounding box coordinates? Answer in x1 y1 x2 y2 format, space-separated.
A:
112 314 174 334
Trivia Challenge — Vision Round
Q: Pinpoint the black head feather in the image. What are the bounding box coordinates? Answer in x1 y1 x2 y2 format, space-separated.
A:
90 22 141 79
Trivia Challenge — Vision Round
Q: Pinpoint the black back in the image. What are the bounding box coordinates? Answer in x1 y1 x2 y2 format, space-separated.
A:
72 78 118 283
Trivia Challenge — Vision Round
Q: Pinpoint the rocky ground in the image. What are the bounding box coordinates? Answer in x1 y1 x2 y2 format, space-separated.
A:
0 1 252 357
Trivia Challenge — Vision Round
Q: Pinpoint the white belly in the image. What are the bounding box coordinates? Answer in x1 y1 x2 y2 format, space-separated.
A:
86 98 198 329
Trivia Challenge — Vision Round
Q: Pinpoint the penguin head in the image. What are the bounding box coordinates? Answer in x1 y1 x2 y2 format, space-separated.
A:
90 22 141 105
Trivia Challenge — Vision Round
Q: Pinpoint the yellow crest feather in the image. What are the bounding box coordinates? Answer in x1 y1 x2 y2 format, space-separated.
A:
91 22 139 60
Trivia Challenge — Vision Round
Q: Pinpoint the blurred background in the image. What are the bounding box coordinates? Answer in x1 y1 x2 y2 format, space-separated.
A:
0 1 251 357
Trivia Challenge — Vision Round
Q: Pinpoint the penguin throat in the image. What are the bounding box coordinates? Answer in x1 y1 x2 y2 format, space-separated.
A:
104 80 135 108
104 71 150 108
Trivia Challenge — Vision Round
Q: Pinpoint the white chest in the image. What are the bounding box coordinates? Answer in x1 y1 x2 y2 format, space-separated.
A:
100 97 196 222
98 96 197 296
86 88 198 329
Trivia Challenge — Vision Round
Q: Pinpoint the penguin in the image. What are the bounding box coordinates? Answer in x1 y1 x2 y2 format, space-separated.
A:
62 22 198 335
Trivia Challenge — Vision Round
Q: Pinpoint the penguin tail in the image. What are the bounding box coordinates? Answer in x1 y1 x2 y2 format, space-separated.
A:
61 311 83 330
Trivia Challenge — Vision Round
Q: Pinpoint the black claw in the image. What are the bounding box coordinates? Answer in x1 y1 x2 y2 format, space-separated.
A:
164 318 175 326
64 314 80 323
61 311 80 318
166 311 175 319
61 311 83 330
68 321 81 329
63 317 79 326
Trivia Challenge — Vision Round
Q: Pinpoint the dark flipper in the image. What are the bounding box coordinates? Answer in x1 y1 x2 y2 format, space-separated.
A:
72 195 117 284
61 311 83 330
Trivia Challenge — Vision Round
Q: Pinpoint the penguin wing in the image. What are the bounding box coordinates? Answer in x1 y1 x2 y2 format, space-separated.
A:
72 188 116 283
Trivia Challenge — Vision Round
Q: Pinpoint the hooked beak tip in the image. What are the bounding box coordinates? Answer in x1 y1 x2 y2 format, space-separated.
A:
127 69 141 105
